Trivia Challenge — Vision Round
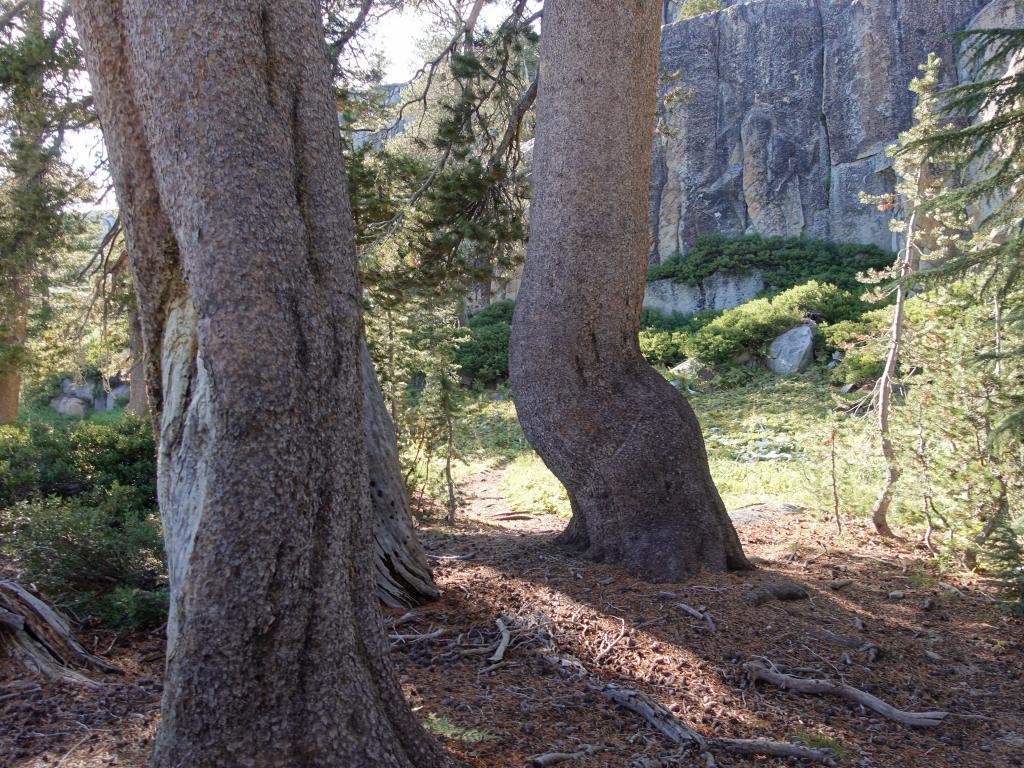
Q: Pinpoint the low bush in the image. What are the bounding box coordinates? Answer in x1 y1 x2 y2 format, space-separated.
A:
1 484 166 629
684 281 867 365
648 234 893 294
455 300 514 385
0 415 155 507
0 414 164 630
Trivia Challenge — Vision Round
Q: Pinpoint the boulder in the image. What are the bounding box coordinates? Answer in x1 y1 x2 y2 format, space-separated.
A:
644 270 764 316
671 358 716 382
60 378 95 404
50 395 88 418
766 323 816 374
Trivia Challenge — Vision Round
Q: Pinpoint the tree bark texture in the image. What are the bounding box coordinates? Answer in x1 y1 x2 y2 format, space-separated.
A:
72 2 452 766
509 0 749 582
0 310 26 423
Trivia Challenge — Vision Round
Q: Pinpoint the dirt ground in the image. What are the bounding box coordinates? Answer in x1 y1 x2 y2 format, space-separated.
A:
4 468 1023 767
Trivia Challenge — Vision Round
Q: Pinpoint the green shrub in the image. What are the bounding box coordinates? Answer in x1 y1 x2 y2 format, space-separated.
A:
639 328 688 367
1 484 166 617
0 415 155 507
832 352 885 386
986 518 1024 616
455 300 514 385
0 415 164 630
684 281 866 365
677 0 723 19
648 234 893 294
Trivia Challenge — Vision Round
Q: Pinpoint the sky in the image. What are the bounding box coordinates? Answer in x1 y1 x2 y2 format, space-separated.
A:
68 4 528 206
368 5 521 82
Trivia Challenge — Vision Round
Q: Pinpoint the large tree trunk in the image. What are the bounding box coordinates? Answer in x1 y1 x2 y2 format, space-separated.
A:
363 338 441 606
125 307 149 418
509 0 748 582
73 2 452 766
0 310 26 423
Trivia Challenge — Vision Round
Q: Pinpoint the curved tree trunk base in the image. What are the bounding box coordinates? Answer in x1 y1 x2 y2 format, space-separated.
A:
0 580 120 685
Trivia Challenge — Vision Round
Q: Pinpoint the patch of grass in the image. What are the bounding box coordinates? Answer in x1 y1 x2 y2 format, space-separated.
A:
501 453 571 517
790 729 851 762
905 570 937 588
422 714 497 744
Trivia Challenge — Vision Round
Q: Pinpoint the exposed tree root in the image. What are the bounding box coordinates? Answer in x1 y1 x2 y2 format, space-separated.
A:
0 580 120 685
745 660 948 727
538 642 836 765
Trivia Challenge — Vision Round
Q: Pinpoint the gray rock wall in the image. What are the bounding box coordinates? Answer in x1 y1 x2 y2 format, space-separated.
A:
650 0 997 262
644 271 765 315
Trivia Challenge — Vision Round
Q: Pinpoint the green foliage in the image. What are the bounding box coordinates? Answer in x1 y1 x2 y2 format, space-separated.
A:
684 281 865 364
677 0 724 19
647 234 893 294
422 714 496 744
0 415 155 507
831 352 885 386
789 730 850 762
639 327 688 368
454 300 514 385
500 452 570 517
0 413 164 630
1 485 166 628
985 517 1024 616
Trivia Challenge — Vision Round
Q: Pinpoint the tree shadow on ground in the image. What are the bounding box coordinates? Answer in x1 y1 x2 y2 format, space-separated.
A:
392 515 1024 767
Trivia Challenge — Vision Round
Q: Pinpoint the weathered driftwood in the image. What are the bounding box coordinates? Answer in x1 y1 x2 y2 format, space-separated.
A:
488 617 511 663
745 660 948 727
0 580 120 685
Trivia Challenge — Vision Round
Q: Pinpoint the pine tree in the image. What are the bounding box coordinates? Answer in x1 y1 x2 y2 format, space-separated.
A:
0 0 91 421
859 53 971 537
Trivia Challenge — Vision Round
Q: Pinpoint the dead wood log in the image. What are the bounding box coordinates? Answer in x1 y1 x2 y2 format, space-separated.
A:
744 581 809 606
744 660 947 727
710 738 838 764
0 580 120 685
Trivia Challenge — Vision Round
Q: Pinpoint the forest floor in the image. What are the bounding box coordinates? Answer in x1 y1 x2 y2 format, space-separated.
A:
3 465 1023 768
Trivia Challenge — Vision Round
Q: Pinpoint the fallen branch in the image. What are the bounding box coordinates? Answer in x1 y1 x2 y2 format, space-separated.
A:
676 602 716 633
744 581 809 606
488 617 511 663
744 660 948 727
711 738 837 764
530 744 606 766
591 682 705 748
594 618 626 662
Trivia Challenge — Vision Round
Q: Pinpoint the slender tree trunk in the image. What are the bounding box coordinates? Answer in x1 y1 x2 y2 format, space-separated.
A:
126 307 148 417
509 0 748 582
871 211 916 538
73 2 453 766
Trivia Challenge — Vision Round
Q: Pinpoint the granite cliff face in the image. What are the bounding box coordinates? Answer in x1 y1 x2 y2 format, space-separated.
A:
649 0 1005 264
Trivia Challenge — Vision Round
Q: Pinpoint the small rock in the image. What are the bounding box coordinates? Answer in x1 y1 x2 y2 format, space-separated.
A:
829 578 854 590
921 597 937 611
888 590 905 600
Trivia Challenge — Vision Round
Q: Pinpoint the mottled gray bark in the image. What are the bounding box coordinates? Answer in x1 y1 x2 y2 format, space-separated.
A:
72 2 452 766
509 0 749 582
363 338 440 606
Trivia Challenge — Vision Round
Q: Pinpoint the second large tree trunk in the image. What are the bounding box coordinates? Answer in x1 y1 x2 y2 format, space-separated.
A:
73 2 452 765
509 0 748 582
